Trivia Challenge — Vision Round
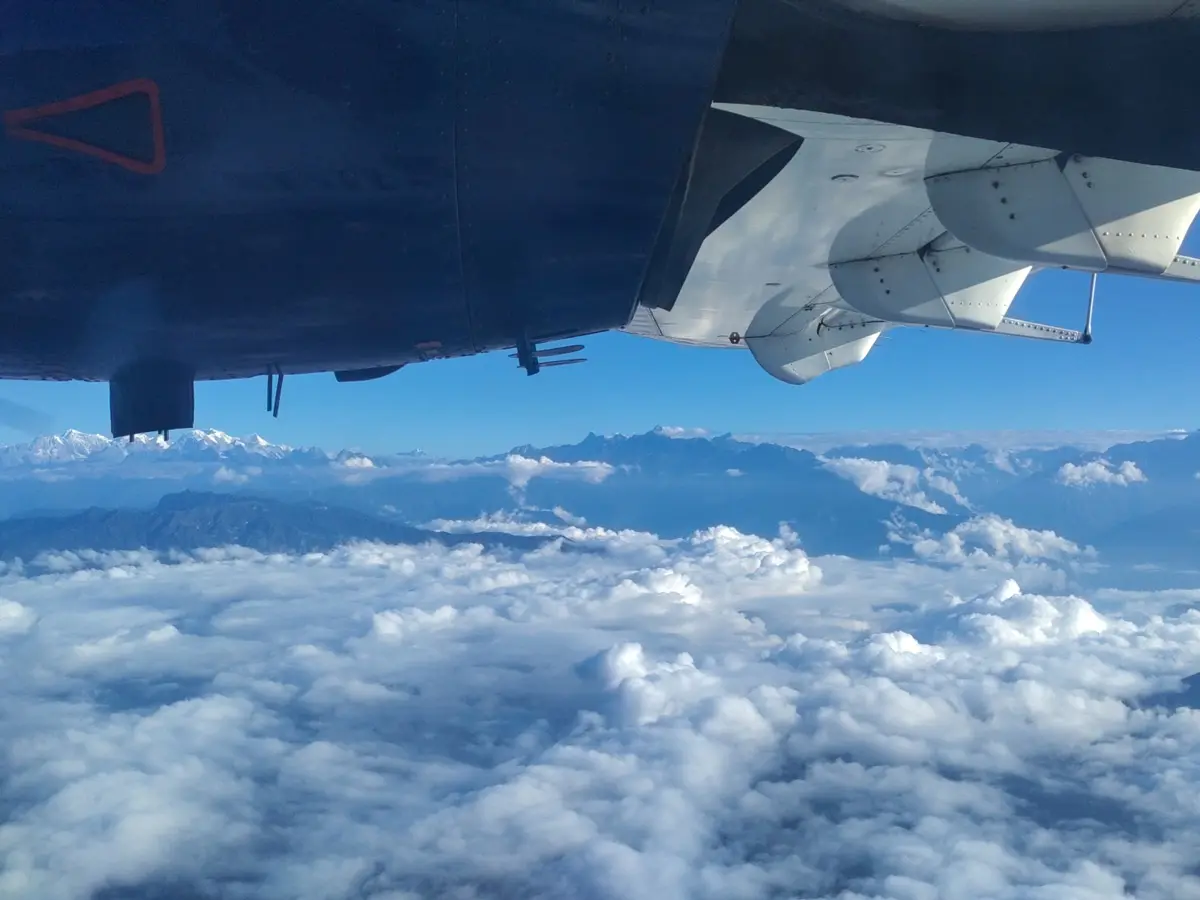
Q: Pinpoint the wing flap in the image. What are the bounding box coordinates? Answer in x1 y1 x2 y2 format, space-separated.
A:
831 244 1031 331
928 155 1200 275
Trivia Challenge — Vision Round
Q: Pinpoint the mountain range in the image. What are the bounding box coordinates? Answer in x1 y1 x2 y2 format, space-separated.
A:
0 491 550 568
0 426 1197 570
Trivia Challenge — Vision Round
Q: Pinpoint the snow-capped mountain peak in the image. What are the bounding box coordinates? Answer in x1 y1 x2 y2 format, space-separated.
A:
14 430 113 464
0 429 304 467
168 429 296 460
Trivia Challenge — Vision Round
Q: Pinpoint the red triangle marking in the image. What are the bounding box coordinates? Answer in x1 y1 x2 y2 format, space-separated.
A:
4 78 165 175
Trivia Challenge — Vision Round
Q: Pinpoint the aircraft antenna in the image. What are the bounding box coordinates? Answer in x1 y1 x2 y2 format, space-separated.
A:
266 363 285 417
1082 272 1096 344
515 333 540 376
510 341 586 374
272 365 285 418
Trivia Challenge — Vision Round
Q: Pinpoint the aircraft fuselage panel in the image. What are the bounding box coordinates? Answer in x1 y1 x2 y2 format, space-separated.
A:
0 0 739 381
5 0 1200 405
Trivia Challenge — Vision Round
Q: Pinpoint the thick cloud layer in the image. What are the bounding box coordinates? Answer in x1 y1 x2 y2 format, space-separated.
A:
1 521 1199 900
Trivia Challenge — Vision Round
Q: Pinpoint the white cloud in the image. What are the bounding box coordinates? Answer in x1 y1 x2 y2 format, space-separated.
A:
653 426 710 439
924 468 972 509
988 448 1018 474
920 578 1110 648
1057 459 1148 488
421 454 616 490
820 457 951 514
898 514 1092 568
212 465 250 485
0 597 36 634
336 454 376 470
1 522 1199 899
552 506 587 527
423 510 660 547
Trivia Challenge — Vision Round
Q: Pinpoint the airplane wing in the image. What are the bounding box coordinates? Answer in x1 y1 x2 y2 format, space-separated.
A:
624 104 1200 385
11 1 1200 439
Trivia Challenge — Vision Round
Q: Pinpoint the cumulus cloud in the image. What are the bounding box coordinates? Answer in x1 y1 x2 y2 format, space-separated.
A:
820 457 965 514
897 514 1092 567
1057 459 1148 488
2 519 1199 899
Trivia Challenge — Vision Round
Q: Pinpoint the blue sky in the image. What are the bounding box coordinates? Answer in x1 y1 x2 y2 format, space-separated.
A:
1 256 1198 458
